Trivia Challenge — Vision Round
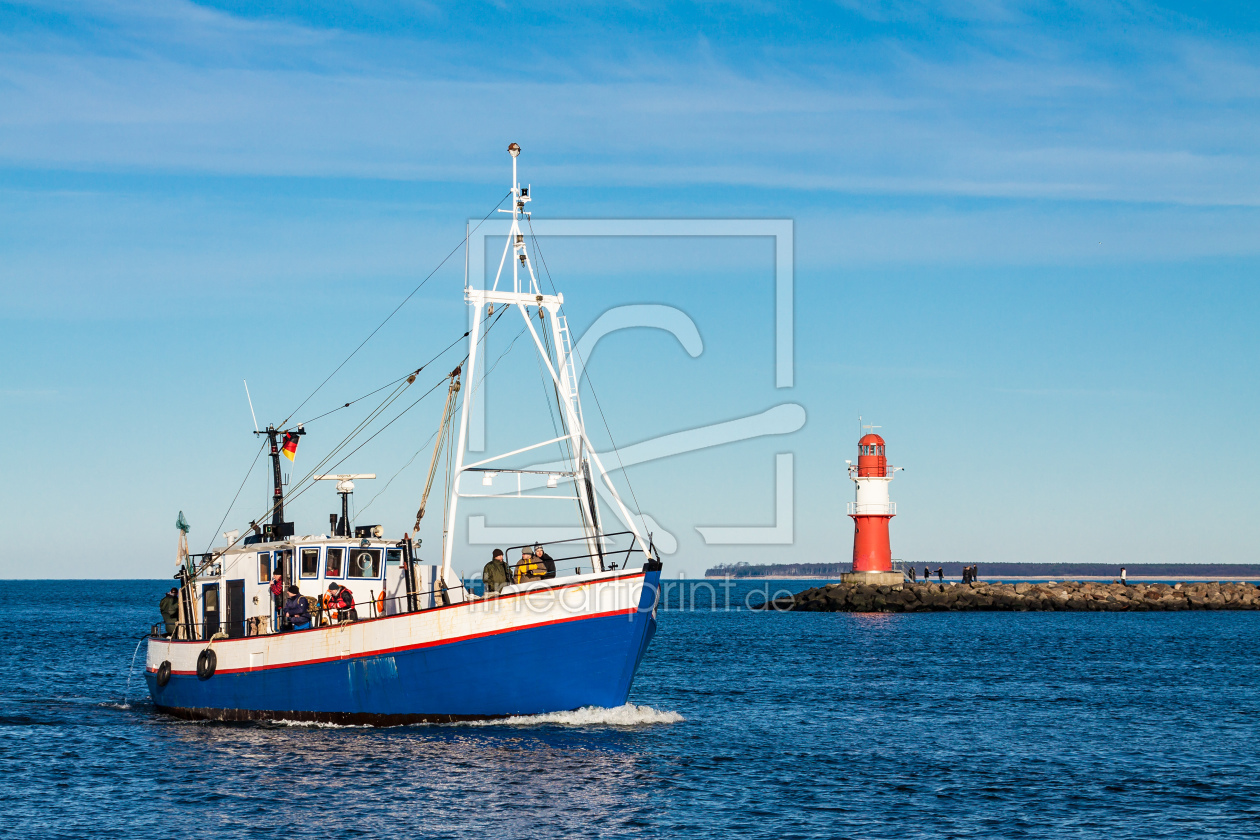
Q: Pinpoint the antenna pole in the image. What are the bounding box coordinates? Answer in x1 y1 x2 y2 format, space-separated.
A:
512 159 519 293
244 380 259 433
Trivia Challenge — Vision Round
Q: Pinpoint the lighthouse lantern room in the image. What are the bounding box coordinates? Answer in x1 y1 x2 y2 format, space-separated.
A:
842 429 905 586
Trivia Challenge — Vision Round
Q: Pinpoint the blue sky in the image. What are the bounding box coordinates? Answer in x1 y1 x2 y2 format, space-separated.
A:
1 1 1258 578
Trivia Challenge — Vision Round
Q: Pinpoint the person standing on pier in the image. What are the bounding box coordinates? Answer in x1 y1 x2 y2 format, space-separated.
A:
936 567 943 583
1121 567 1128 586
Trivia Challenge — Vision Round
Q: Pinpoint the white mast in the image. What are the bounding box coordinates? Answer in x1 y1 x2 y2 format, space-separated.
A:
441 144 652 588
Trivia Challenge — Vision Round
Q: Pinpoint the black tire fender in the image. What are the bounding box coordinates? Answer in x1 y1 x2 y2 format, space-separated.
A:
196 648 217 680
156 660 172 687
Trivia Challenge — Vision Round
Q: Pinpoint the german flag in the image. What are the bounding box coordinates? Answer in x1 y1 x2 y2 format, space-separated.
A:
281 431 300 462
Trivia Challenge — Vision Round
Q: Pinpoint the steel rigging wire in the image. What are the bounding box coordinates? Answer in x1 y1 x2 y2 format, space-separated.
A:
197 303 511 569
202 438 267 555
525 217 653 542
295 328 472 427
373 305 517 533
202 191 509 554
248 302 511 537
278 190 511 429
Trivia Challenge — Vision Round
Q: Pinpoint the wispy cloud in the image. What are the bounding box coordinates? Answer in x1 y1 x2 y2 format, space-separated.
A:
1 1 1258 206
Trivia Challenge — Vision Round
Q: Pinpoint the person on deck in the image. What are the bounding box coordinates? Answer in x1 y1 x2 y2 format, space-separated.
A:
482 549 512 595
515 547 545 584
533 544 557 580
270 573 284 615
283 585 311 630
159 588 179 637
328 582 356 621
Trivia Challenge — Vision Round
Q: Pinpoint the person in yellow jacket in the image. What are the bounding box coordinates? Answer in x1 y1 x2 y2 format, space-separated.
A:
514 546 546 584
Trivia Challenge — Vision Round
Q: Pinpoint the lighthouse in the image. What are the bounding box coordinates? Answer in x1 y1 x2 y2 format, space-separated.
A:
843 430 904 586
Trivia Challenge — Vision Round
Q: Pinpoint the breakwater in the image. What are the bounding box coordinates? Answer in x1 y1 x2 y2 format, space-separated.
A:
709 562 1260 579
762 580 1260 612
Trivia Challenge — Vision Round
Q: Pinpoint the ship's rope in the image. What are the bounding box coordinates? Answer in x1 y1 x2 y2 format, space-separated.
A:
354 425 440 519
206 304 512 561
526 217 652 544
193 374 449 572
295 328 471 427
360 305 518 520
199 289 510 563
200 193 509 556
534 311 582 512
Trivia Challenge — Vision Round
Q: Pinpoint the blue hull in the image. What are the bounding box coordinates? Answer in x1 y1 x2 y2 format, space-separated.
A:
147 570 660 724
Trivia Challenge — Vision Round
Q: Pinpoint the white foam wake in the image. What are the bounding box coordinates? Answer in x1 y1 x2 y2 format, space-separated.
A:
468 703 684 727
273 719 371 729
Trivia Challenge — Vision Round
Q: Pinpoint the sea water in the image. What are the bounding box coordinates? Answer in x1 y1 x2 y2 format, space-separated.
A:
1 579 1258 838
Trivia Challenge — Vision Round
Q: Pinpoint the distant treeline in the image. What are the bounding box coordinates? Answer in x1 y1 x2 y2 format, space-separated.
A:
705 562 1260 579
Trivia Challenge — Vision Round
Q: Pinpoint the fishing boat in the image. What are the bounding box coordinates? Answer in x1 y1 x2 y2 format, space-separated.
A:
144 145 663 724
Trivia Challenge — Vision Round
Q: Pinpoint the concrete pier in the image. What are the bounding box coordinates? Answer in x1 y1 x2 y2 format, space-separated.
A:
761 580 1260 612
840 570 904 587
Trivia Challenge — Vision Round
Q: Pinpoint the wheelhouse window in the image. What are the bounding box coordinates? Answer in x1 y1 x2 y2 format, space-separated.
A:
300 548 320 578
257 552 271 584
325 548 344 578
348 548 382 579
386 549 402 568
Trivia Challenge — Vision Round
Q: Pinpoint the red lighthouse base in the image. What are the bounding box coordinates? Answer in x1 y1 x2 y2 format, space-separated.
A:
850 515 893 572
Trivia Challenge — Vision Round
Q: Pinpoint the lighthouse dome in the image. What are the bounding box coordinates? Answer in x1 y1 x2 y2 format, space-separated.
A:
857 433 887 476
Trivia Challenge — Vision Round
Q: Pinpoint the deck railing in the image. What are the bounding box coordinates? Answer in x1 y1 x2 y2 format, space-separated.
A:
152 546 650 641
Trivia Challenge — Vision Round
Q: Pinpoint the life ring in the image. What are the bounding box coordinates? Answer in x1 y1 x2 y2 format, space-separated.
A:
376 591 386 615
196 648 217 680
156 660 172 687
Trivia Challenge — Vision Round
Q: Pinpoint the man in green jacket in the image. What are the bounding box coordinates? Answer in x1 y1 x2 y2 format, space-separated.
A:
482 549 512 596
159 587 180 637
